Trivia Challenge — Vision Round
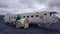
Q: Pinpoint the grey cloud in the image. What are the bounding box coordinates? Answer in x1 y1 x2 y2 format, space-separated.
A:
46 0 60 7
0 4 8 8
34 0 60 11
0 0 60 15
0 0 9 8
34 0 46 3
0 0 60 9
34 0 60 8
19 0 32 5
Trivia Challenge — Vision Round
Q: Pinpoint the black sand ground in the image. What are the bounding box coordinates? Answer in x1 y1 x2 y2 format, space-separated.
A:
0 15 60 34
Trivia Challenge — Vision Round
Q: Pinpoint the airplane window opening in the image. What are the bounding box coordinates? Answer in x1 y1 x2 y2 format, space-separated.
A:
44 13 47 15
50 13 52 16
36 15 38 17
31 16 33 18
27 16 29 18
23 16 25 18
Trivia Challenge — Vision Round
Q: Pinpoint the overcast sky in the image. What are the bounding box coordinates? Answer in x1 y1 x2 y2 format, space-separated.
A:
0 0 60 18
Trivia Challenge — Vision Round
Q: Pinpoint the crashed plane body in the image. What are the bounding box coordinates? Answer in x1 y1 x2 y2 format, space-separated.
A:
4 11 59 28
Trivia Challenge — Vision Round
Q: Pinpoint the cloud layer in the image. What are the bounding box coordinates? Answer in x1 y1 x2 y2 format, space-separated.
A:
0 0 60 17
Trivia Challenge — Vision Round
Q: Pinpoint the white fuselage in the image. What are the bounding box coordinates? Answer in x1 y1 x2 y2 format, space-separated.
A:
18 11 58 24
4 11 59 24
